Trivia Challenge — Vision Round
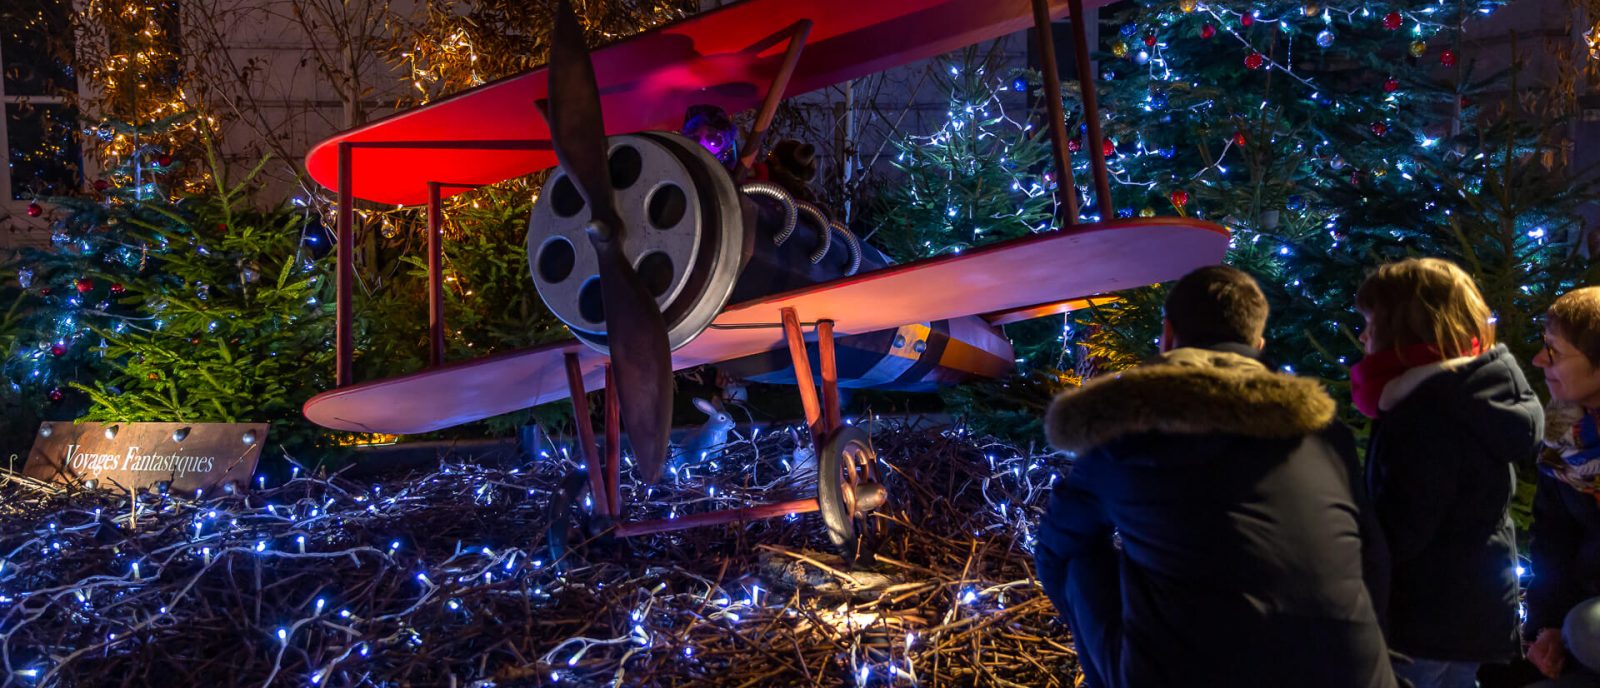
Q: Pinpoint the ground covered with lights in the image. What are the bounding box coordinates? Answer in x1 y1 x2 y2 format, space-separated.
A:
0 422 1075 686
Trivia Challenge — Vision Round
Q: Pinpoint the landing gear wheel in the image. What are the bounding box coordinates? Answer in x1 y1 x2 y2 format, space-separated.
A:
545 469 591 567
545 470 621 566
816 425 885 568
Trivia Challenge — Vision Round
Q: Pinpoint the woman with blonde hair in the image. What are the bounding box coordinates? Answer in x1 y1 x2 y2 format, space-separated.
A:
1352 257 1542 688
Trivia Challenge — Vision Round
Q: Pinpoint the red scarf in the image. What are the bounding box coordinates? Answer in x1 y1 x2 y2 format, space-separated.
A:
1349 342 1475 418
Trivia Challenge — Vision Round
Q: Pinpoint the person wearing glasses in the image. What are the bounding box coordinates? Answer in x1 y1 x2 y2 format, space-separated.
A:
1526 287 1600 686
1353 258 1542 688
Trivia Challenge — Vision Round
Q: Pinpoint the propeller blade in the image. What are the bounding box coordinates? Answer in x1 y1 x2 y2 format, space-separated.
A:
545 0 621 232
592 234 674 483
545 0 673 483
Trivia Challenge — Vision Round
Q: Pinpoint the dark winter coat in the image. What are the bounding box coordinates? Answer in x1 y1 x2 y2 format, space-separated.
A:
1526 404 1600 634
1364 344 1541 663
1035 345 1396 688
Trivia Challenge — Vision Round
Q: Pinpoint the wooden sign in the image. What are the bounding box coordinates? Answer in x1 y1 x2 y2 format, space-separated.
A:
23 421 266 495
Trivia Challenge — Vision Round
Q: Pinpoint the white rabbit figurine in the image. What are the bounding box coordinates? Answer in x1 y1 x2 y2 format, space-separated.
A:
678 398 736 463
785 427 818 481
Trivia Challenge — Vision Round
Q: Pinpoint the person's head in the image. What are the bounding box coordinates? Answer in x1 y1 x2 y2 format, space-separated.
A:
1354 257 1494 358
1161 265 1269 352
1534 287 1600 408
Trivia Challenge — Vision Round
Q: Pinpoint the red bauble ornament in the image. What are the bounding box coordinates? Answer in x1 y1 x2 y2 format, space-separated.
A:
1233 131 1248 146
39 287 52 296
1241 12 1255 26
51 343 67 357
1102 139 1117 157
1371 121 1389 137
157 154 172 167
26 202 43 218
1383 11 1403 30
1383 77 1399 93
93 179 109 192
48 388 64 402
1169 190 1190 207
1144 33 1158 47
1440 49 1457 66
75 278 94 293
110 283 125 295
1067 137 1082 153
1244 52 1265 70
1200 23 1216 39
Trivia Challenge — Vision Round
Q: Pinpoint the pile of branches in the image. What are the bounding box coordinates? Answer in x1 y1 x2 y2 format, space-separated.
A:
0 420 1078 686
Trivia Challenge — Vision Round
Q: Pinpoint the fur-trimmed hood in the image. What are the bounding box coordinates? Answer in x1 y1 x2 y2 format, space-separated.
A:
1047 347 1337 454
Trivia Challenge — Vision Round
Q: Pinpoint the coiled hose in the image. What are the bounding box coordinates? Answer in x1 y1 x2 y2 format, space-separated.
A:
739 182 861 274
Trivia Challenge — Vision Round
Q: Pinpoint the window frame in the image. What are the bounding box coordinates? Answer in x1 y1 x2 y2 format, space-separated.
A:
1 0 97 224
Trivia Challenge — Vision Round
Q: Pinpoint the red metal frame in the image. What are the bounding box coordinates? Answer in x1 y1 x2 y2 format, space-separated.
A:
564 353 613 517
609 308 834 538
427 183 446 368
1030 0 1078 226
326 0 1119 539
735 20 812 177
603 365 622 519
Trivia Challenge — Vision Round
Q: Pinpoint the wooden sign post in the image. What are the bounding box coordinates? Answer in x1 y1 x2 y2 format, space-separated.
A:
23 421 267 495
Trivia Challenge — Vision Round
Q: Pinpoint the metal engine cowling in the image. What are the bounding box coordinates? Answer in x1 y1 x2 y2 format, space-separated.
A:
528 132 745 352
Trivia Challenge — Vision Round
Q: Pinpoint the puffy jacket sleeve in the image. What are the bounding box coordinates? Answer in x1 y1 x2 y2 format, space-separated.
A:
1034 455 1117 687
1527 470 1585 632
1324 423 1391 626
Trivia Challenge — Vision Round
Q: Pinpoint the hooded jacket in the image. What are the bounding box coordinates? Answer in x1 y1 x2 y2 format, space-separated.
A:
1035 345 1396 688
1365 344 1541 662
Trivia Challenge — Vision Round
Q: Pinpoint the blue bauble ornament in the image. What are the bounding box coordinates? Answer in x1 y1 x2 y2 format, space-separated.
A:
1159 146 1177 159
1149 91 1169 109
1121 23 1139 37
1117 208 1135 218
1101 68 1116 81
1012 77 1029 93
1316 29 1335 47
1286 194 1305 211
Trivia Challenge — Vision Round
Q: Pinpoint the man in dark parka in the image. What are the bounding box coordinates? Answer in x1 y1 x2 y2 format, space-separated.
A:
1034 265 1396 688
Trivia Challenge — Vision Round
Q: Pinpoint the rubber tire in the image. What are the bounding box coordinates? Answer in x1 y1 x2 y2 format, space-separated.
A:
816 425 877 567
545 469 591 567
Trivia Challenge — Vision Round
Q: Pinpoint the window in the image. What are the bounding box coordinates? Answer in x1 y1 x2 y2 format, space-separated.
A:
1 0 84 202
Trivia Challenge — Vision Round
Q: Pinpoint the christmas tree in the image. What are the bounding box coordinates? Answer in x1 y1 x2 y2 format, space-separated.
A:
10 132 336 458
1079 0 1599 390
872 0 1598 438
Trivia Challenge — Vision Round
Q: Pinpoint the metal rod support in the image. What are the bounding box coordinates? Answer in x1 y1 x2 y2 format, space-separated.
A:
427 182 445 368
817 320 841 437
336 143 355 387
1030 0 1080 226
604 365 622 519
1068 0 1114 218
780 308 824 436
614 499 820 538
564 353 611 517
737 20 814 177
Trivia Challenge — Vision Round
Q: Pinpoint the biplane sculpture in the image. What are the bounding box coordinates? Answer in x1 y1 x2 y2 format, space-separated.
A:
301 0 1230 564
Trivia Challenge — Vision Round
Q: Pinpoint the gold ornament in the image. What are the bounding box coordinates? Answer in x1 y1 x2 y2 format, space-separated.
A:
1179 0 1198 13
1139 207 1157 218
1409 40 1427 57
1373 166 1388 178
1303 1 1320 17
1111 40 1129 58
